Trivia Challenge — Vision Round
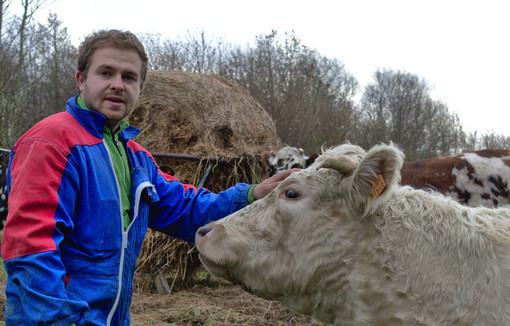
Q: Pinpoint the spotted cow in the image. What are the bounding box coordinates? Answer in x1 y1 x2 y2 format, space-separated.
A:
196 143 510 325
264 146 510 208
401 149 510 208
261 146 319 177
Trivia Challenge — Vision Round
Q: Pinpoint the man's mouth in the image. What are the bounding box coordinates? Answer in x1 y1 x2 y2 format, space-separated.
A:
105 97 125 106
106 96 124 103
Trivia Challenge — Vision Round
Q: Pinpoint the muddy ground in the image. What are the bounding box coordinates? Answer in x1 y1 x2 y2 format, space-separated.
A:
0 278 324 325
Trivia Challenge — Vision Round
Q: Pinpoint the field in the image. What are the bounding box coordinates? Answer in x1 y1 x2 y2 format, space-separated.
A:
0 261 322 325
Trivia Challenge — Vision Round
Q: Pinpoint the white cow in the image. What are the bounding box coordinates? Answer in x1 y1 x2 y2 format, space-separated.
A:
196 143 510 326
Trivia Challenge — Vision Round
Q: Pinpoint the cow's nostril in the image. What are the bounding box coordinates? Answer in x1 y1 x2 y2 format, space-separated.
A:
195 225 212 244
197 225 211 237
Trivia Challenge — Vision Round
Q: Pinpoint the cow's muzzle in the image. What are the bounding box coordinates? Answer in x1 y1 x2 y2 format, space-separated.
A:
195 225 212 248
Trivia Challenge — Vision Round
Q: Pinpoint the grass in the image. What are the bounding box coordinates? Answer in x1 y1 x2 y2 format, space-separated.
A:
191 268 219 288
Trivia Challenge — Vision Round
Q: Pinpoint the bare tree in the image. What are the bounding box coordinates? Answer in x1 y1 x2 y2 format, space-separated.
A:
0 3 75 147
354 69 465 161
0 0 14 145
15 0 48 104
221 31 358 152
0 0 12 38
477 131 510 150
140 33 188 71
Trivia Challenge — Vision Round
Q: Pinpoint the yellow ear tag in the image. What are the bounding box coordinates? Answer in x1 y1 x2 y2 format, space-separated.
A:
371 174 386 198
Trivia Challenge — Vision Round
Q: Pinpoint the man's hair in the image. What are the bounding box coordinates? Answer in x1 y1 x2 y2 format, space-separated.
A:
77 29 149 85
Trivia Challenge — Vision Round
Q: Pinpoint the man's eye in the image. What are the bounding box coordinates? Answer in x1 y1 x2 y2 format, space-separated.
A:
285 189 299 199
123 74 137 82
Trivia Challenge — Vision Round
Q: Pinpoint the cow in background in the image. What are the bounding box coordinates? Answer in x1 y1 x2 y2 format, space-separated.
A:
261 146 319 176
197 143 510 325
401 149 510 207
264 146 510 208
158 165 176 176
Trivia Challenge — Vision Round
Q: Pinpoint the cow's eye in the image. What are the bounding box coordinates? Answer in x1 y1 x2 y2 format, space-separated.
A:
291 163 301 169
285 189 299 199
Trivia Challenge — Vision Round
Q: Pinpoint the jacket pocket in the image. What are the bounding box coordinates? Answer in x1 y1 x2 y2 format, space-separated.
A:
65 273 118 324
5 296 22 321
131 166 159 220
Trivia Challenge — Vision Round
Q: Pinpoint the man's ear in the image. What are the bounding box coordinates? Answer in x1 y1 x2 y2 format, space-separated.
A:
76 71 85 92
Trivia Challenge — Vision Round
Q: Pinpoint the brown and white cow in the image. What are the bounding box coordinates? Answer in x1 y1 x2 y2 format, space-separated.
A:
401 149 510 208
196 143 510 325
264 146 510 208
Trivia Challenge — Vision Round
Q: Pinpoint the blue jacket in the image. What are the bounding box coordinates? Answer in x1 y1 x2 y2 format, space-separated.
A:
1 97 252 325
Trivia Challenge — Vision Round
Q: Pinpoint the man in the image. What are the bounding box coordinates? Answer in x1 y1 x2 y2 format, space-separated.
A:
1 29 294 325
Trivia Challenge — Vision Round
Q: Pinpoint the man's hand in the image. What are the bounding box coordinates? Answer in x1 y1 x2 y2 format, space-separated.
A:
252 168 300 200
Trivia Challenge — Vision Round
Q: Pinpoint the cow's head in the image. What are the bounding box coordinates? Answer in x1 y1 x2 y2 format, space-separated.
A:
261 146 319 176
0 149 10 168
196 143 403 323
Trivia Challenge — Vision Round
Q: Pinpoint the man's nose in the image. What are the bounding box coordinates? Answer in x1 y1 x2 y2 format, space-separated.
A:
110 75 124 91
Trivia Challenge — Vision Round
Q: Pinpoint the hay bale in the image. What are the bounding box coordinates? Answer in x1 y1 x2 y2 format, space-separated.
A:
129 70 280 189
128 70 280 293
129 70 278 158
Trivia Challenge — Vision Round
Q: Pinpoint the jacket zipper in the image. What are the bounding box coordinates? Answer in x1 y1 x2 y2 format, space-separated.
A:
113 134 123 156
104 134 157 325
114 133 130 179
104 134 128 326
107 180 155 325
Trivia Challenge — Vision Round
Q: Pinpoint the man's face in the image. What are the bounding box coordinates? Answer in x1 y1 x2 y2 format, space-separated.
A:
76 46 143 130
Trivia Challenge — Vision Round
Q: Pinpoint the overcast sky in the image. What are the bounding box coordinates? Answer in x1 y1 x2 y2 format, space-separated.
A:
16 0 510 137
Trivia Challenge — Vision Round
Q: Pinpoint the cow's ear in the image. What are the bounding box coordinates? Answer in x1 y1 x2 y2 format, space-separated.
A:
261 151 272 165
306 152 320 167
352 144 404 201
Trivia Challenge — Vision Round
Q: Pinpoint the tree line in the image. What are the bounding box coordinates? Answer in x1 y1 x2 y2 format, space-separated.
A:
1 3 509 161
